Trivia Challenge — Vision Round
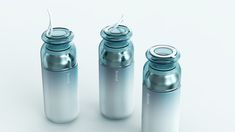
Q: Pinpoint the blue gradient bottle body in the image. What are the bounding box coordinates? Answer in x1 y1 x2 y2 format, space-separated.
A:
142 45 181 132
41 27 79 123
99 25 134 119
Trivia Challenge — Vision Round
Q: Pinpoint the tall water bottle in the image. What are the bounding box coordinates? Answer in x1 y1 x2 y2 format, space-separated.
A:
142 45 181 132
99 24 134 119
40 26 79 123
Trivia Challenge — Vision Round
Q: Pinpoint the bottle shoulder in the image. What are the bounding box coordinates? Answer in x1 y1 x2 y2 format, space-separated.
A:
40 43 77 71
143 62 181 92
99 41 134 68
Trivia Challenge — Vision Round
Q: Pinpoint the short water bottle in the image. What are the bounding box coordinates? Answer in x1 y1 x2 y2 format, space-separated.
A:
142 45 181 132
40 27 79 123
99 24 134 119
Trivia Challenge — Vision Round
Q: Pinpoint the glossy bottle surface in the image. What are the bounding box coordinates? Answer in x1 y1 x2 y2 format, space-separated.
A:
41 27 79 123
142 45 181 132
99 25 134 119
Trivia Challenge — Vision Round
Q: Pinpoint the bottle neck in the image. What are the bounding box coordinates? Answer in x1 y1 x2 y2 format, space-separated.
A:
103 39 130 49
45 42 71 51
149 61 178 71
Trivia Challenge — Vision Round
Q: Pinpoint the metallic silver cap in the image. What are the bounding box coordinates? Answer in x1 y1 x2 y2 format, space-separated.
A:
146 45 180 70
41 27 74 51
100 25 132 48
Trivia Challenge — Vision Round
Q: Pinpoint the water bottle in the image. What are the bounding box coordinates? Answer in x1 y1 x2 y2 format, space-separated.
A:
142 45 181 132
40 27 79 123
99 24 134 119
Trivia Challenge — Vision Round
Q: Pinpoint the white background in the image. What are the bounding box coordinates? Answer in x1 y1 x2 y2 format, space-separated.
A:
0 0 234 131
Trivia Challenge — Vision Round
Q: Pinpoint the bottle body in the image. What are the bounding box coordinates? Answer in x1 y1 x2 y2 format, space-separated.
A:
99 60 134 119
142 63 181 132
142 45 181 132
40 27 79 123
42 65 78 123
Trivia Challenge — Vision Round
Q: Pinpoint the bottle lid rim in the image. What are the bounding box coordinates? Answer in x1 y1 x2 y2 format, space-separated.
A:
100 25 132 42
41 27 74 45
146 45 180 64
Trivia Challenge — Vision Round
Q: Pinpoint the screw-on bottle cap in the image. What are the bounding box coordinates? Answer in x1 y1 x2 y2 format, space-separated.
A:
146 45 180 70
41 27 74 51
100 25 132 48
